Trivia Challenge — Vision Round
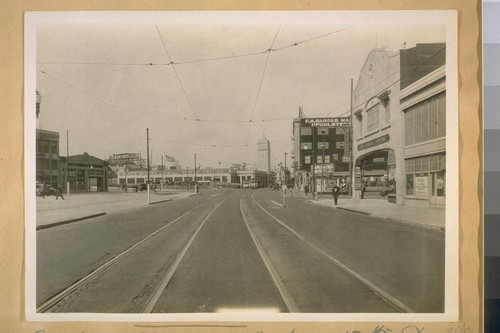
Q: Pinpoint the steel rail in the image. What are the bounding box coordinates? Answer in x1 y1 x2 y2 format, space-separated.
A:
141 198 227 313
250 191 414 313
36 201 209 313
239 196 300 313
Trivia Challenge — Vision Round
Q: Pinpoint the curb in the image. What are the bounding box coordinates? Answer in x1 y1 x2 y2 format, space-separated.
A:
36 213 107 231
336 206 371 215
147 199 172 205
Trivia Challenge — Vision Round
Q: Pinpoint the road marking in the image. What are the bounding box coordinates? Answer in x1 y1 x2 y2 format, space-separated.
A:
240 196 300 313
142 198 226 313
270 200 283 207
251 192 414 313
36 202 209 313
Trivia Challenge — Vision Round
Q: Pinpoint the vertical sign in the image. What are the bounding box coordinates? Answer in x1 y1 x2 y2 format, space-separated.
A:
354 166 362 191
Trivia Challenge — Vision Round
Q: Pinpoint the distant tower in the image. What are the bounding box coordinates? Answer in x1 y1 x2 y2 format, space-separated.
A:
257 134 271 173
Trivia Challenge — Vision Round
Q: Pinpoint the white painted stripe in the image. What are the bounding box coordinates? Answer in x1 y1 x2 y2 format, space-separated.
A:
270 200 283 207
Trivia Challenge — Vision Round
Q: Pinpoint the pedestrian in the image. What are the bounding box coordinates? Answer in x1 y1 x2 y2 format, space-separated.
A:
55 186 64 200
304 184 309 196
332 184 340 205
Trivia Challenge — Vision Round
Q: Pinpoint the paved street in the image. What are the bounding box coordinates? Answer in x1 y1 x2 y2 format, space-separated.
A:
35 188 445 314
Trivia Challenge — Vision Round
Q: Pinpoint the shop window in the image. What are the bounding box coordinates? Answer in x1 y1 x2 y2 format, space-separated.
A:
406 174 414 195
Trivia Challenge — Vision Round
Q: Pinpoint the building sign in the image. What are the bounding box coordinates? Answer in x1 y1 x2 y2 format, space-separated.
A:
357 134 390 151
354 166 362 191
301 117 351 127
415 173 429 197
314 164 334 175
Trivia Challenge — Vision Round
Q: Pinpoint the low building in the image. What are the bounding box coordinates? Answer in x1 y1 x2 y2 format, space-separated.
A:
60 153 109 192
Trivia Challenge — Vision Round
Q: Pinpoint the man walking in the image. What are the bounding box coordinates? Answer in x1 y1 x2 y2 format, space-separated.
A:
55 186 64 200
332 184 340 205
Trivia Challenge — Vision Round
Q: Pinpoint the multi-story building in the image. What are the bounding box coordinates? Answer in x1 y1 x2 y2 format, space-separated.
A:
36 129 60 189
291 113 351 193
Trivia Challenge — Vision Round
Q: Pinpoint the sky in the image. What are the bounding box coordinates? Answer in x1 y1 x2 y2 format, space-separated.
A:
32 11 448 170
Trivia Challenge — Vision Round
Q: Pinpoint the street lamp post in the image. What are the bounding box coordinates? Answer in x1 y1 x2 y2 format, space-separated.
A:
36 90 42 119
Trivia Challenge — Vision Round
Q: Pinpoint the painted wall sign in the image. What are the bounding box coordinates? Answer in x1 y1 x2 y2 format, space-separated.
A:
301 117 351 127
357 134 390 151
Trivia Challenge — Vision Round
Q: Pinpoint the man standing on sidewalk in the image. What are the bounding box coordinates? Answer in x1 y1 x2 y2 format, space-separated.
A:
332 184 340 205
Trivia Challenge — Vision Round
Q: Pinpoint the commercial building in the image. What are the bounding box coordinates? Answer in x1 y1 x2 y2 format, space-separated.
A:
36 129 60 189
291 111 351 193
60 153 109 192
351 43 446 206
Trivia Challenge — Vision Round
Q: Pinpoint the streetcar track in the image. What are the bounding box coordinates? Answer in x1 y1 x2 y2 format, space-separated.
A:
37 201 211 313
250 191 413 313
239 195 300 313
142 198 227 313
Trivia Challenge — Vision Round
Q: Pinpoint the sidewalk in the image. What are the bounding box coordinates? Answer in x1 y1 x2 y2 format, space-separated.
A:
309 195 445 231
35 190 201 230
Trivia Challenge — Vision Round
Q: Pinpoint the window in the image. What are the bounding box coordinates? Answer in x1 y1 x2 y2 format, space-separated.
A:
304 156 311 164
336 127 345 135
318 128 329 135
301 142 312 150
324 155 331 164
317 142 329 149
301 127 312 135
404 92 446 146
50 141 58 154
366 104 380 133
406 174 414 195
316 155 323 164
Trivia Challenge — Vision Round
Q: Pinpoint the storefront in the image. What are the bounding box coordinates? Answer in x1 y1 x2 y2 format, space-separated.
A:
60 153 109 193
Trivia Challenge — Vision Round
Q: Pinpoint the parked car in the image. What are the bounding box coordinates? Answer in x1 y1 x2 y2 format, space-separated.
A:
36 183 56 196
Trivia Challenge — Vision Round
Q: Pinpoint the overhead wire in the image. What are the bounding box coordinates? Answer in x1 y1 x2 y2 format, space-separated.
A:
246 25 282 145
37 26 352 67
155 24 216 147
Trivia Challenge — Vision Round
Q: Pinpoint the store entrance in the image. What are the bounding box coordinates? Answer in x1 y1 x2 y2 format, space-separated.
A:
359 149 395 198
431 171 445 206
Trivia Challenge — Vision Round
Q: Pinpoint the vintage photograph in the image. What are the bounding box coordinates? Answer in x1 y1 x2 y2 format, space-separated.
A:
25 10 458 321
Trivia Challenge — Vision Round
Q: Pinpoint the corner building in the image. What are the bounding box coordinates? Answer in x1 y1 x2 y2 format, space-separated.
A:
351 43 446 206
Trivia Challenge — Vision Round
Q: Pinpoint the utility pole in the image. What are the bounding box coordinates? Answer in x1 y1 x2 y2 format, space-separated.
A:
194 153 197 193
147 128 150 203
312 127 316 199
284 152 287 186
349 78 353 197
66 130 70 195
